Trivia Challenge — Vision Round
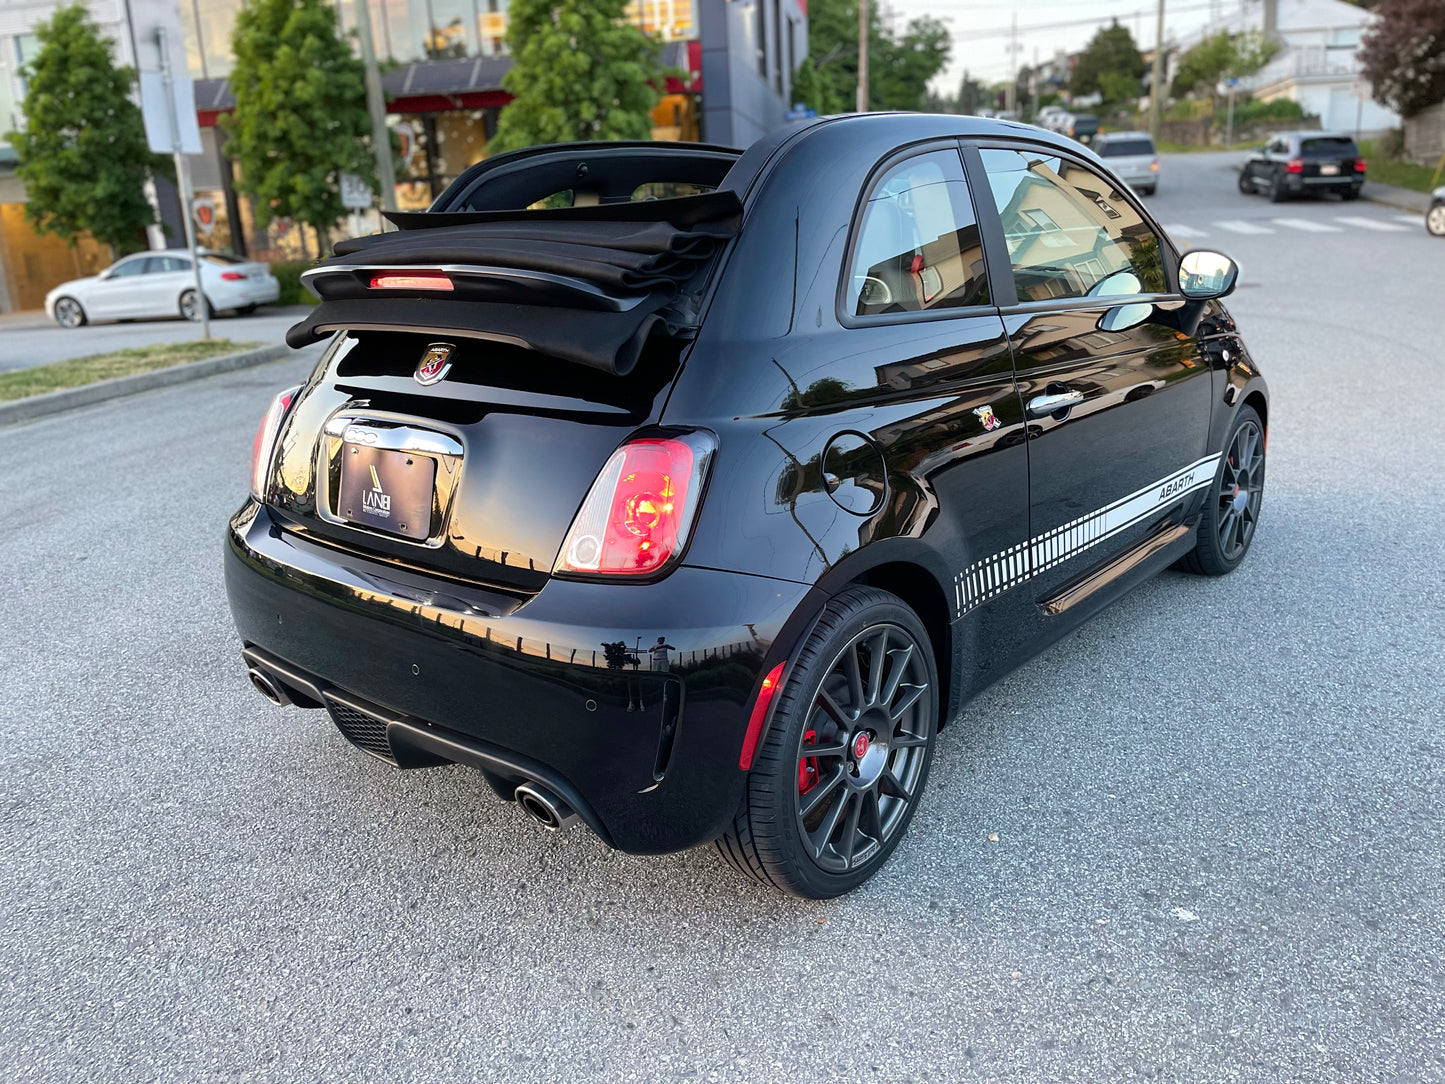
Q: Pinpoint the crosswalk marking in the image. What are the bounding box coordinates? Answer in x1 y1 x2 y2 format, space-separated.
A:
1214 219 1275 235
1162 223 1208 238
1270 217 1343 233
1337 215 1410 232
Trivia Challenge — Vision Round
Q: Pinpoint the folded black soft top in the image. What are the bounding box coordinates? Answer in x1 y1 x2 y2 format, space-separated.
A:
287 192 743 376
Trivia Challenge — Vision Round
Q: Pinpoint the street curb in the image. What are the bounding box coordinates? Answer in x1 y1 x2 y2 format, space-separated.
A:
0 343 292 428
1362 187 1431 214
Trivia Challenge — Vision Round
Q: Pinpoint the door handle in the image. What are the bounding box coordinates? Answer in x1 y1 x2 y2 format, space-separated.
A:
1027 390 1085 418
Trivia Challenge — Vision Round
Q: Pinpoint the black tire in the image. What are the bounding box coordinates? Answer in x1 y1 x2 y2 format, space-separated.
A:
1427 201 1445 237
1177 406 1265 576
1267 172 1287 203
179 289 215 322
1237 168 1254 194
53 296 87 328
237 304 258 315
715 586 939 899
1340 187 1360 201
1141 184 1157 196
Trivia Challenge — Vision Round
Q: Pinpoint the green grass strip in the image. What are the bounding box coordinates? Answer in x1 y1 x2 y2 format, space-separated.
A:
0 340 262 403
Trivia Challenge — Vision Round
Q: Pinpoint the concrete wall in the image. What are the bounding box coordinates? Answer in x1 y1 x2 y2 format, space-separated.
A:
698 0 807 149
1404 102 1445 168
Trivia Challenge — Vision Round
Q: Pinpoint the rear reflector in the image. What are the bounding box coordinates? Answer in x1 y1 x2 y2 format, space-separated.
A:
369 272 454 291
738 661 787 770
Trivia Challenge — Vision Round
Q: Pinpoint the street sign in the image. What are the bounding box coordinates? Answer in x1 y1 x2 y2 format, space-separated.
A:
340 173 373 210
192 196 216 231
139 70 202 155
783 103 818 122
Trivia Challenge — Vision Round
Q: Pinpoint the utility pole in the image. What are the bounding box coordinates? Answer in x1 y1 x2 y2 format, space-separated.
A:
355 0 397 212
1149 0 1166 143
856 0 869 113
157 27 209 341
1005 6 1019 115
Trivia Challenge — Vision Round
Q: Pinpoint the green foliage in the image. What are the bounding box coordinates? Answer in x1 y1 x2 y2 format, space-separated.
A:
1230 97 1306 123
1172 31 1280 98
792 56 844 115
488 0 665 153
796 0 951 114
271 260 320 306
7 5 163 253
1069 20 1145 100
1359 0 1445 118
222 0 372 235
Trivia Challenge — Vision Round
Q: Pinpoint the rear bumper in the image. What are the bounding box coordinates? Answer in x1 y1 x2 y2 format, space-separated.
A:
225 501 817 853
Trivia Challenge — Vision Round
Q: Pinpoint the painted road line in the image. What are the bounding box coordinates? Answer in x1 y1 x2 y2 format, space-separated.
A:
1270 218 1343 233
1337 215 1410 232
1162 223 1208 238
1395 214 1423 224
1213 220 1276 235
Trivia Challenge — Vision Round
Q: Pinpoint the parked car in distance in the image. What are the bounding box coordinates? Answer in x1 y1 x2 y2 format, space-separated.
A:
1427 186 1445 236
1036 105 1066 130
1093 130 1161 195
1061 113 1101 145
1238 131 1366 202
230 116 1268 899
45 249 280 328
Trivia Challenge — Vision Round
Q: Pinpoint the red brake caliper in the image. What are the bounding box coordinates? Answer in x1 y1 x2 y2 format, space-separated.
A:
799 728 818 794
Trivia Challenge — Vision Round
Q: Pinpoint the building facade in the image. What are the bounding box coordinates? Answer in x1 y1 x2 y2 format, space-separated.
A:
0 0 807 311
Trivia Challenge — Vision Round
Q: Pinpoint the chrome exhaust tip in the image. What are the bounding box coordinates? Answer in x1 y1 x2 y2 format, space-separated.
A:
247 667 290 707
514 782 579 832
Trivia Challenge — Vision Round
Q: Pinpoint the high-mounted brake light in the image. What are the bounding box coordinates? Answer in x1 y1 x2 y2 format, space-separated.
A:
555 434 715 577
1285 157 1304 174
1354 157 1367 172
250 386 301 500
739 661 787 770
369 272 454 291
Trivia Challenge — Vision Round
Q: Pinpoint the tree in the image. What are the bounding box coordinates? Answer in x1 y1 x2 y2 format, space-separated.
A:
1359 0 1445 118
795 0 951 114
1172 31 1280 98
222 0 373 237
1069 20 1146 100
6 5 162 254
488 0 666 153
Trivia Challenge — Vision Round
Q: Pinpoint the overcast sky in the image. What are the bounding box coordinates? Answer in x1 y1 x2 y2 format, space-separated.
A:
881 0 1237 94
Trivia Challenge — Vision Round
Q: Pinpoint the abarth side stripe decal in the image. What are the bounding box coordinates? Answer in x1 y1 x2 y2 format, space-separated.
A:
953 454 1220 617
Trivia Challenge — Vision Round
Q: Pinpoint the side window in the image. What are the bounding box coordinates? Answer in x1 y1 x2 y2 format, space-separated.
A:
158 256 190 272
978 148 1167 304
847 149 990 318
108 258 148 278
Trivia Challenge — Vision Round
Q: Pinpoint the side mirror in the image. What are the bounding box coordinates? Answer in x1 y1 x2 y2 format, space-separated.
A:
1179 250 1239 300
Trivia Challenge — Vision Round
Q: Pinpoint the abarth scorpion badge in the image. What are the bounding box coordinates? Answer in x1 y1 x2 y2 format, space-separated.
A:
415 343 455 386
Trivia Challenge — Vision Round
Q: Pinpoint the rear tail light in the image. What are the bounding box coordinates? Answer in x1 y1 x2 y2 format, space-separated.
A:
249 386 301 500
1150 159 1160 171
738 661 787 770
1354 157 1367 172
1285 158 1303 173
555 432 716 578
220 271 246 281
369 271 453 291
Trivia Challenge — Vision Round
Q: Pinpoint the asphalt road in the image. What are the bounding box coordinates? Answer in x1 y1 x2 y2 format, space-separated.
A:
0 307 310 372
2 152 1443 1083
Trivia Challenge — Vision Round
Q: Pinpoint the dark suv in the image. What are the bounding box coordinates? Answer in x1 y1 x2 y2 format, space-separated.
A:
1239 131 1366 201
228 115 1268 898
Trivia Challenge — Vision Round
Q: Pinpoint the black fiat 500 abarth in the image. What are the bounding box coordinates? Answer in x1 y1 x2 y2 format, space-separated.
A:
228 114 1268 898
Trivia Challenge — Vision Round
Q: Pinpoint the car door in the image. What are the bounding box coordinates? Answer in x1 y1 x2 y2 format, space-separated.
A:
831 144 1034 693
88 256 150 318
967 143 1214 629
147 255 194 316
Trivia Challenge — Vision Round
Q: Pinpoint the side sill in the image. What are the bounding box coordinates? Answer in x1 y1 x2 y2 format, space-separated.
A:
1040 522 1193 617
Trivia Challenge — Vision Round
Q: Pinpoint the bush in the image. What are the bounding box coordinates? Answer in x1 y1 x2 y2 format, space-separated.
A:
271 261 319 307
1232 97 1307 123
1374 127 1407 159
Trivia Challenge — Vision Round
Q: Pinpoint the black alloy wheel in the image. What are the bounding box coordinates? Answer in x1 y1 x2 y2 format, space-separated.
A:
716 586 939 898
1178 405 1266 576
53 296 86 328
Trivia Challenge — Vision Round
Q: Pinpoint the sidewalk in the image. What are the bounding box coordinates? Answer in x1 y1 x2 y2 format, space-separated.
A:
1362 181 1433 214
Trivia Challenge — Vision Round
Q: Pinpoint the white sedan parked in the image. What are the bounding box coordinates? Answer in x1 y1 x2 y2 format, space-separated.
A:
44 249 281 328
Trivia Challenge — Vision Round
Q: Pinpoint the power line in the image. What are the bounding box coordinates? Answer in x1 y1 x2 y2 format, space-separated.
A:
929 1 1218 41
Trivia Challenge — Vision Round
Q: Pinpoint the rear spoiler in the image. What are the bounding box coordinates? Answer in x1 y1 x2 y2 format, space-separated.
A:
287 192 742 376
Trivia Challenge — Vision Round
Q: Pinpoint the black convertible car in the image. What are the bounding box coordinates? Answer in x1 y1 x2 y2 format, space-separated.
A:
228 114 1268 898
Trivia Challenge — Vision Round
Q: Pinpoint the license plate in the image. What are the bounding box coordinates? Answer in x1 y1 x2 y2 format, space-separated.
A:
1319 164 1340 176
337 445 436 539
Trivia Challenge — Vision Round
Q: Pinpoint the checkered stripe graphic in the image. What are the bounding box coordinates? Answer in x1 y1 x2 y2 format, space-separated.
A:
953 454 1221 617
